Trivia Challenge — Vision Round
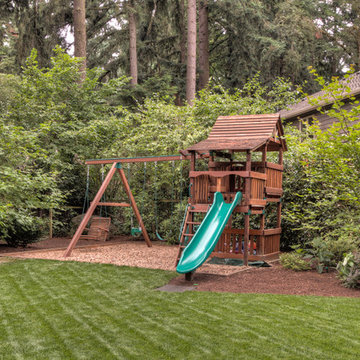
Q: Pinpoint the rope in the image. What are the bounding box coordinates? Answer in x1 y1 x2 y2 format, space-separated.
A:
127 163 134 230
141 162 146 216
82 165 90 214
99 165 108 217
154 161 165 241
171 160 175 211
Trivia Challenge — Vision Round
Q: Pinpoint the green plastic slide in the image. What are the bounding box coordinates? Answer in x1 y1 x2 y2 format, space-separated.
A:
176 191 242 274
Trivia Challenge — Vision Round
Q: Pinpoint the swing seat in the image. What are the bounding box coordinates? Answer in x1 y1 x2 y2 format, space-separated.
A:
80 216 111 242
131 227 142 237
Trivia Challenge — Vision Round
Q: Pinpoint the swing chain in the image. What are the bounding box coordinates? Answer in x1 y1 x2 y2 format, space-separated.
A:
82 165 90 214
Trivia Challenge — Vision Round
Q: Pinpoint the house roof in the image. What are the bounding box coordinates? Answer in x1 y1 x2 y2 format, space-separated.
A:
185 113 286 152
280 72 360 121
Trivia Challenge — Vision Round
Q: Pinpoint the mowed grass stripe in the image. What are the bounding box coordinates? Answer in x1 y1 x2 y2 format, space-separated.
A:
6 271 83 359
62 263 196 358
64 262 221 358
167 293 317 360
0 301 25 360
0 259 360 360
198 293 359 359
24 262 151 360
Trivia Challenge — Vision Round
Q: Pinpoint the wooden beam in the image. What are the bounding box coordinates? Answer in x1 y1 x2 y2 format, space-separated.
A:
64 162 118 257
265 187 283 196
117 166 152 247
264 228 282 236
94 202 131 207
189 170 266 180
86 155 185 165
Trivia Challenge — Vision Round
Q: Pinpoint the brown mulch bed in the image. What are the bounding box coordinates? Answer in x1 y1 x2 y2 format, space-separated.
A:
2 237 359 298
0 235 131 254
171 264 360 298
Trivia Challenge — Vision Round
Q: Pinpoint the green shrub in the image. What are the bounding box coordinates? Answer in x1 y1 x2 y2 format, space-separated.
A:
302 237 334 273
279 252 311 271
2 212 43 247
337 252 360 288
282 69 360 253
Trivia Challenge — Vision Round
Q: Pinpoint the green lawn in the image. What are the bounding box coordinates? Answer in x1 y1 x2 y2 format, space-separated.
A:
0 259 359 359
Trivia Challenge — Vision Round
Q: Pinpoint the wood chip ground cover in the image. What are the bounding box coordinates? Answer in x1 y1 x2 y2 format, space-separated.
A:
3 237 360 297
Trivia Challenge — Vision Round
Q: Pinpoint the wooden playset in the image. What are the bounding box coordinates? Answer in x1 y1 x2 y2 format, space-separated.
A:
177 113 286 266
65 113 286 268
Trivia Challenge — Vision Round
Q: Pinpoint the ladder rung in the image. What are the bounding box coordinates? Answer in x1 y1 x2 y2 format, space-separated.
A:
187 221 201 225
183 233 194 237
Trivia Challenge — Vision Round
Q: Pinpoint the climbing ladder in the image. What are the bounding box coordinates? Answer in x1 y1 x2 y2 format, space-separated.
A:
175 204 209 265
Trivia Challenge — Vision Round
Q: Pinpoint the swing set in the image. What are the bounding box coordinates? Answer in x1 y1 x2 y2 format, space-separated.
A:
65 113 287 279
64 154 193 257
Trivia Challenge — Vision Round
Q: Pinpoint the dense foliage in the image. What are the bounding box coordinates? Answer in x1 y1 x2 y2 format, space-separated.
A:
0 48 129 244
0 48 299 245
281 69 360 271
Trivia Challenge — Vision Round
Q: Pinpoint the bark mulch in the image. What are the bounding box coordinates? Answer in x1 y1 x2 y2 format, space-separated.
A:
1 237 359 298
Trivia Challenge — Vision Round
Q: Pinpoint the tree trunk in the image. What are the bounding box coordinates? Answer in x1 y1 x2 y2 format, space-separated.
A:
128 0 138 86
198 0 209 90
175 0 186 106
186 0 197 105
179 0 186 65
73 0 87 81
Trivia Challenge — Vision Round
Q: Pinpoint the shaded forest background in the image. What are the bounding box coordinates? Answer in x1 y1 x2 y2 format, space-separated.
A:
2 0 360 97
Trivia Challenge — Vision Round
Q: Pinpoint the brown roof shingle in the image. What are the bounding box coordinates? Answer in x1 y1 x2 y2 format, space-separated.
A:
185 114 285 152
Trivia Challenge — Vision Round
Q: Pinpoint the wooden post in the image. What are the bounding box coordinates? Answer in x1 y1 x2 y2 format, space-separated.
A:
245 151 251 203
244 214 249 266
189 151 196 235
64 163 118 257
278 147 283 165
216 178 222 192
277 202 282 228
278 146 283 228
259 213 265 255
262 145 267 163
117 166 152 247
243 150 251 266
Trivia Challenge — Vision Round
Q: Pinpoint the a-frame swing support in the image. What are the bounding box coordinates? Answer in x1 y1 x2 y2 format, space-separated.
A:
64 162 151 257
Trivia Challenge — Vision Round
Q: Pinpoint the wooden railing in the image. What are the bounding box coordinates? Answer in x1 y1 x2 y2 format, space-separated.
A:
212 228 281 257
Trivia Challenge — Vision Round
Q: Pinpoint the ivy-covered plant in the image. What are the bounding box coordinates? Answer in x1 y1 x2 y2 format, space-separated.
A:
337 252 360 289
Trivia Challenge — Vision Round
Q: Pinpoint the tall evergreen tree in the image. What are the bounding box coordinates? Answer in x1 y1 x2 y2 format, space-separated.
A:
127 0 138 85
317 0 360 71
186 0 197 105
73 0 87 80
198 0 209 90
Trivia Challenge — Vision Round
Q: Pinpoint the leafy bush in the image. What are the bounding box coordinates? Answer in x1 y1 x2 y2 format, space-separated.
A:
279 252 311 271
282 69 360 254
301 238 334 273
337 252 360 288
3 212 43 247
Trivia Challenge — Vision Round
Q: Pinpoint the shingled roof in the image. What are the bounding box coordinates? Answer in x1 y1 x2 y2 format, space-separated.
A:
185 113 286 152
280 71 360 121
